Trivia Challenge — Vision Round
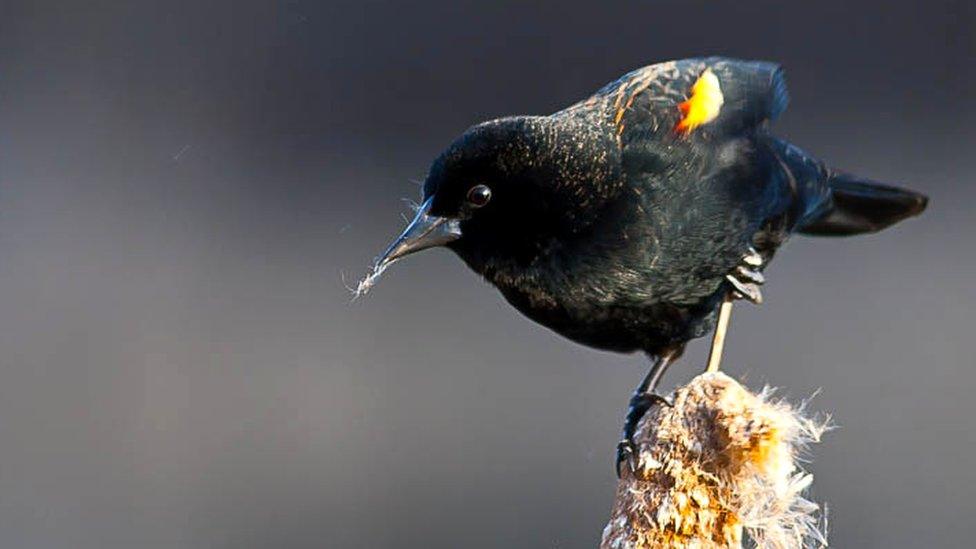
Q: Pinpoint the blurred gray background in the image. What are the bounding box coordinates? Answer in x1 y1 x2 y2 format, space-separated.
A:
0 1 973 547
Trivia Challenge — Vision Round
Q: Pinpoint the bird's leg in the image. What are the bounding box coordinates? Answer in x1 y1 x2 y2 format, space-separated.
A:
705 247 765 373
616 347 682 477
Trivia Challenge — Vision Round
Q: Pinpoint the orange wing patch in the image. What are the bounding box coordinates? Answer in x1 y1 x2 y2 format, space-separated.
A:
675 68 724 134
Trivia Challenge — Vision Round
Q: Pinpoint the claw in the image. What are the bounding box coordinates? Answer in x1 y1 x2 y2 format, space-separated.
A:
616 392 672 477
734 265 765 284
616 439 638 477
726 274 763 304
743 246 763 266
726 250 765 304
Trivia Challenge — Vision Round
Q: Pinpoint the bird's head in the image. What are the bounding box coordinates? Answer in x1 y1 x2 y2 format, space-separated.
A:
356 115 620 295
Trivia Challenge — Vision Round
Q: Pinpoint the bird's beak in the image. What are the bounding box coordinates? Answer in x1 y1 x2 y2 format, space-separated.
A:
378 197 462 265
354 197 462 296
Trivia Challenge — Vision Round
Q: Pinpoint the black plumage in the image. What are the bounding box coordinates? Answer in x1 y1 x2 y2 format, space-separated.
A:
392 57 924 355
365 57 927 473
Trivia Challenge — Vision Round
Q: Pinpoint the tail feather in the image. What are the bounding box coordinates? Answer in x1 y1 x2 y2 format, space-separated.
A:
798 171 928 236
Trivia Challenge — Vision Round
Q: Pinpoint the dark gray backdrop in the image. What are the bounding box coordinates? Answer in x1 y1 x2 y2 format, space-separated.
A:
0 1 973 547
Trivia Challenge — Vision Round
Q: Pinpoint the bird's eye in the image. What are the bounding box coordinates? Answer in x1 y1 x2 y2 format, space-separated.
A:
466 184 492 208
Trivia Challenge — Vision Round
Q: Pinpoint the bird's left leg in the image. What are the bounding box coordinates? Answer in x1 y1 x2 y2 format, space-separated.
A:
705 247 765 373
616 346 683 477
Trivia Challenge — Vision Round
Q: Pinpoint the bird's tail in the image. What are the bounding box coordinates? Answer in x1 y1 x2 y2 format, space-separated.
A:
797 171 928 236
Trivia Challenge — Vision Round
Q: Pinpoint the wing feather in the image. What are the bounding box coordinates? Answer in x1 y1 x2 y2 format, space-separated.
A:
560 57 789 142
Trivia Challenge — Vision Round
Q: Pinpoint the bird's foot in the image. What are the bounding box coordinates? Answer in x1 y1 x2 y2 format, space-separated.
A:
615 439 640 478
615 392 672 477
726 246 765 304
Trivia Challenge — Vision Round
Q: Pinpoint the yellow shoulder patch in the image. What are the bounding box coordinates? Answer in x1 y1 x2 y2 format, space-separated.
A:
675 68 724 134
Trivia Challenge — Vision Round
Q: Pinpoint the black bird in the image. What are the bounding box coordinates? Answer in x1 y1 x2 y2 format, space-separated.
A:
359 57 927 475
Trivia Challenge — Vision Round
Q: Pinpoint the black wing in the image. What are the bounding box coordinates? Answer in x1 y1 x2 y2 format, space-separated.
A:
560 57 788 142
570 59 796 304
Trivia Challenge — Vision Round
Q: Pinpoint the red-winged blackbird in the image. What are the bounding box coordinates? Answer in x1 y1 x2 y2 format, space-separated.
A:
359 57 927 475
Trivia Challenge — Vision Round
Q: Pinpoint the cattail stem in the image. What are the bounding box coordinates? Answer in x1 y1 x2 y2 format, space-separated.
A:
705 296 734 374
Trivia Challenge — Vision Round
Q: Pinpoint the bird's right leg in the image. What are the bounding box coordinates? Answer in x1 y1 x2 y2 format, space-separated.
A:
616 346 683 477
